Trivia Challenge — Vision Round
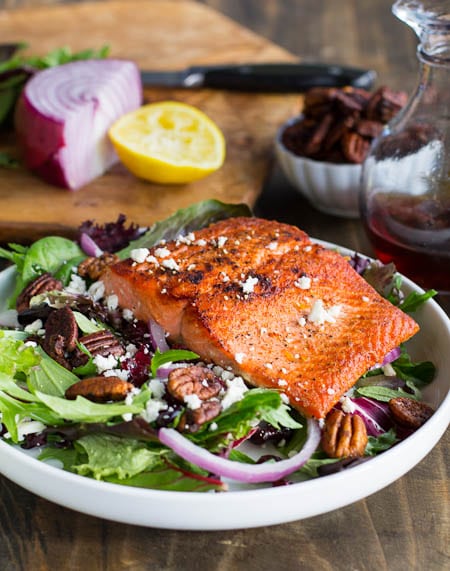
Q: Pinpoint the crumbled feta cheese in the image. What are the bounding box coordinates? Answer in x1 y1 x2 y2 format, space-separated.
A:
277 379 287 387
142 399 168 423
66 274 87 295
304 245 312 252
88 280 105 301
106 294 119 311
264 363 273 369
187 264 196 271
155 247 171 258
295 276 311 290
340 396 356 413
327 387 336 395
184 393 202 410
267 241 278 251
221 376 248 409
217 236 228 248
125 387 141 406
122 308 134 322
362 295 370 302
130 248 150 263
235 352 246 364
149 379 165 399
260 327 267 335
93 354 118 373
161 258 180 271
104 368 130 381
146 255 159 266
195 239 207 247
24 319 43 334
298 317 306 327
16 419 46 442
308 300 342 325
241 276 259 294
209 422 218 431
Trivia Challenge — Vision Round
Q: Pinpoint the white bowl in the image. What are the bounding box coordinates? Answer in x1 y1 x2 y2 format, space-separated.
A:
0 244 448 530
275 118 362 218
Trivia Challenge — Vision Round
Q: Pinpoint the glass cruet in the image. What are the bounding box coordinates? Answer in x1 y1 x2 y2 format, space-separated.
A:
360 0 450 294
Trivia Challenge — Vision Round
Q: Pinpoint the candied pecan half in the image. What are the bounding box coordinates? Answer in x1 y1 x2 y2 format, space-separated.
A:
355 118 383 139
321 409 368 458
304 112 334 156
70 330 125 368
341 131 370 163
16 273 63 313
177 400 222 433
389 397 434 429
77 253 120 281
42 306 79 368
167 366 222 402
65 375 133 402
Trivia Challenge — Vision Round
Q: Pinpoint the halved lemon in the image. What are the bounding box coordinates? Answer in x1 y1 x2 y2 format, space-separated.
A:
108 101 226 184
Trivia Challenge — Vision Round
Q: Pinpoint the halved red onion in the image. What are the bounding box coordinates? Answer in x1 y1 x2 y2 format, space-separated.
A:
158 418 321 484
148 317 170 353
15 59 142 190
80 232 104 257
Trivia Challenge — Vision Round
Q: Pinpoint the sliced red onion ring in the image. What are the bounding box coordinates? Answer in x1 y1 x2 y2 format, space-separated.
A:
148 317 170 353
158 418 321 484
80 233 104 257
381 347 401 366
15 59 142 190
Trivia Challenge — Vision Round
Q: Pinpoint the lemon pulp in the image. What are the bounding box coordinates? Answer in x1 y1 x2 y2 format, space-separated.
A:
109 101 226 184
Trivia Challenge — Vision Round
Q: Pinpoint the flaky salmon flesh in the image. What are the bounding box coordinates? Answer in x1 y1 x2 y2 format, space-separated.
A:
102 217 419 418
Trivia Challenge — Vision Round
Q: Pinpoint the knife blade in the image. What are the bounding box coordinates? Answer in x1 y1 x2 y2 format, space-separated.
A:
140 62 376 92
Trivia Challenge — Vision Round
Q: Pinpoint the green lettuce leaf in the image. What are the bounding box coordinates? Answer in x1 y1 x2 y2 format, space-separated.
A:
0 332 40 377
73 433 162 479
35 392 142 423
150 348 199 378
118 199 252 259
191 389 301 451
365 428 398 456
28 346 80 397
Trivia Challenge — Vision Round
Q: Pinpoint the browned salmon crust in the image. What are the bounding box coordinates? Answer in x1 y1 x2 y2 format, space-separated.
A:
102 217 419 418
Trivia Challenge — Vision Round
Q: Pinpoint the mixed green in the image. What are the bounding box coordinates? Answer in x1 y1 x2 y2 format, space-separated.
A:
0 200 437 491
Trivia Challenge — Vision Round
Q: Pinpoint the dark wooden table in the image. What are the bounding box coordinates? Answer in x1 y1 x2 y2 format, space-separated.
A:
0 1 448 570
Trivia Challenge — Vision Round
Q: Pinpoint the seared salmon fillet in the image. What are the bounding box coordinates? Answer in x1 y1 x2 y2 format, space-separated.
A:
102 217 419 418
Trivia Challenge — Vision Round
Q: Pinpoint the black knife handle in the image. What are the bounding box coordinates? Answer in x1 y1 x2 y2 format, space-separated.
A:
188 63 376 92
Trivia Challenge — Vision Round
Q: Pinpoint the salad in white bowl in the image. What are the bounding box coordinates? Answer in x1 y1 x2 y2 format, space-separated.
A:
0 200 445 501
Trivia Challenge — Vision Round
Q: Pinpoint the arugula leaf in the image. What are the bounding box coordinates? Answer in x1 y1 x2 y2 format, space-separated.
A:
0 391 63 441
28 347 79 397
355 385 417 402
191 389 298 450
399 289 437 313
150 348 199 378
365 428 398 456
35 392 142 423
118 199 252 259
392 351 435 388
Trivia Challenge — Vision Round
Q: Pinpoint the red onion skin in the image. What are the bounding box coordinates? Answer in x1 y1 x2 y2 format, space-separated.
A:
15 59 142 190
158 418 321 484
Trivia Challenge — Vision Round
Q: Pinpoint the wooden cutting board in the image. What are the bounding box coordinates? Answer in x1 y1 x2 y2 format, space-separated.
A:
0 0 299 243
